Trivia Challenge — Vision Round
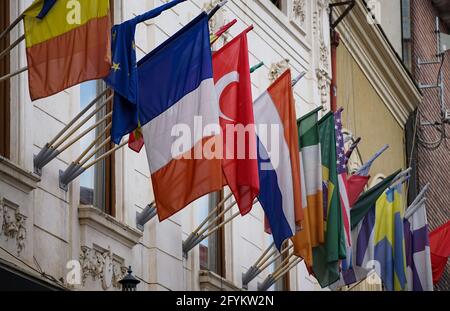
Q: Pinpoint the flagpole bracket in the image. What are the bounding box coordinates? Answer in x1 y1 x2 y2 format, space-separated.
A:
33 144 60 176
136 203 157 231
182 233 205 258
257 275 276 291
59 164 85 191
242 265 262 289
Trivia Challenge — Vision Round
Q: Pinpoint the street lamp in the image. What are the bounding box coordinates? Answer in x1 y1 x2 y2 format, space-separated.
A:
119 266 140 291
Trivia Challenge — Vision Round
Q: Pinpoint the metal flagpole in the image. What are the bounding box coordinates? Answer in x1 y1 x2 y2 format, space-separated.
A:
57 112 112 156
0 15 23 42
83 140 129 171
74 123 112 164
0 66 27 83
0 34 25 61
34 91 112 174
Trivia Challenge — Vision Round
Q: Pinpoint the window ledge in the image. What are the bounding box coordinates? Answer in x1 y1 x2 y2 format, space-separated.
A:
78 205 142 248
199 270 241 291
0 156 40 193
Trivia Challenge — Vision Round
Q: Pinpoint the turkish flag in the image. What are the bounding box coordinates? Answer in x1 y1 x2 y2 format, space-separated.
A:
429 221 450 284
212 27 259 215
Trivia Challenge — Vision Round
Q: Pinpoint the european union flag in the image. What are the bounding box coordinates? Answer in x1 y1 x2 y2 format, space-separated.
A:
104 0 187 144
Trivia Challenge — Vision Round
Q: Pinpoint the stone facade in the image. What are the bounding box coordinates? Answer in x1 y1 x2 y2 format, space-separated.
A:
410 0 450 291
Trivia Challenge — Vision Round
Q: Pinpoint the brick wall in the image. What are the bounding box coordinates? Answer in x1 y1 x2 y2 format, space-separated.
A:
410 0 450 291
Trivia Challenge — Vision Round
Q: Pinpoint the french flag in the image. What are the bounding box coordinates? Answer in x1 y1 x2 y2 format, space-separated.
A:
254 69 303 250
138 13 223 221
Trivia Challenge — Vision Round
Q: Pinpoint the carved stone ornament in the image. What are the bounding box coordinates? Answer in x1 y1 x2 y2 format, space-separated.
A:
293 0 306 24
0 198 27 256
316 69 331 106
269 59 290 82
79 246 128 290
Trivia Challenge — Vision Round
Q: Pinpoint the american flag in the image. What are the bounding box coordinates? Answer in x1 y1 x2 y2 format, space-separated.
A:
334 109 352 270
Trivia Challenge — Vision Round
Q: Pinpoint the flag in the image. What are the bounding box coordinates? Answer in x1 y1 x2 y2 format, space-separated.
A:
347 175 370 208
210 19 237 45
347 145 390 208
312 112 346 287
335 109 352 270
105 0 188 145
23 0 111 101
37 0 57 19
335 170 399 287
372 184 408 291
291 107 323 268
253 69 304 253
135 13 223 221
429 221 450 284
213 28 259 216
404 199 434 291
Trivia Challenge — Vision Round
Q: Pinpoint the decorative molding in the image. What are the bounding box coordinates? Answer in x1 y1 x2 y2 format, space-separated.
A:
292 0 306 24
335 0 421 128
269 59 290 82
0 198 27 256
78 206 142 248
316 68 331 107
79 245 127 290
199 270 241 291
0 156 40 193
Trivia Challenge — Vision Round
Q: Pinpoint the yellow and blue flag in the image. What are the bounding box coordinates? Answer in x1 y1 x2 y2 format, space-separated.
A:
373 183 408 291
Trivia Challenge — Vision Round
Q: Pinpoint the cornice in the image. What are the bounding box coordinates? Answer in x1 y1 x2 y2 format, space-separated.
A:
0 157 40 193
335 0 422 128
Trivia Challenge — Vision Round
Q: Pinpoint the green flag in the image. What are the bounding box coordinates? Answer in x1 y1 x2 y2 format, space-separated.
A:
312 112 346 288
350 169 401 229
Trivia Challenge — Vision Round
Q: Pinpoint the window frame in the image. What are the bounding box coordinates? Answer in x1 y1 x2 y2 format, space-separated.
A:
0 0 10 159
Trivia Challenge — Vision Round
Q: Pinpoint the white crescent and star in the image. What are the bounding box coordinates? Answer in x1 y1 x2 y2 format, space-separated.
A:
214 71 240 123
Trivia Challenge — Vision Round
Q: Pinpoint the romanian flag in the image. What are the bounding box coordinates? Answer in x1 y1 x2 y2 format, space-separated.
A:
23 0 111 100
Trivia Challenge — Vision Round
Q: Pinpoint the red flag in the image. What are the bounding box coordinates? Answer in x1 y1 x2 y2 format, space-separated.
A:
347 174 370 207
429 221 450 284
212 27 259 215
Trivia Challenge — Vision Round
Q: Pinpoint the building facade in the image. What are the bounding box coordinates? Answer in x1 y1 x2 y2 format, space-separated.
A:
0 0 334 291
408 0 450 291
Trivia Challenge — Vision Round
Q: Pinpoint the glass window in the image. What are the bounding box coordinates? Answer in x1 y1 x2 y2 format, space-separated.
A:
0 0 10 158
79 81 115 216
401 0 412 71
197 192 225 277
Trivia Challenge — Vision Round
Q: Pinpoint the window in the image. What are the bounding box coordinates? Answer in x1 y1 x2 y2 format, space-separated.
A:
197 192 225 277
79 82 115 216
269 0 288 14
401 0 412 71
0 0 10 158
78 0 117 215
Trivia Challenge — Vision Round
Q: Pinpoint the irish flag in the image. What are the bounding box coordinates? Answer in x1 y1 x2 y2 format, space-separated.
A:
23 0 111 100
296 107 324 247
138 13 223 221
